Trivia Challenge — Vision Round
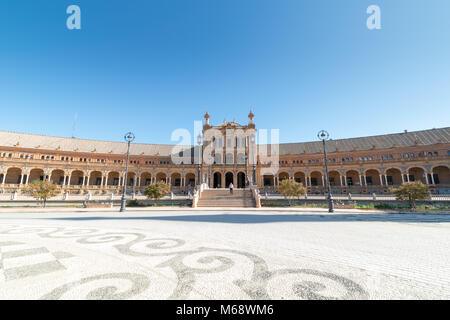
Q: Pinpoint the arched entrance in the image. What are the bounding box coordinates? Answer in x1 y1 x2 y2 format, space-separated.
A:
29 169 44 183
237 172 246 188
213 172 222 188
225 172 234 188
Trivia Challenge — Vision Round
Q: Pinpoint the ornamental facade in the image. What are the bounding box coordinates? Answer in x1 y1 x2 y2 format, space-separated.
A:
0 112 449 196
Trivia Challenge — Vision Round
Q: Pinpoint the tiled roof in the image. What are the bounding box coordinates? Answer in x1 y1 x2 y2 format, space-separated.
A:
0 127 448 156
262 127 450 155
0 131 193 156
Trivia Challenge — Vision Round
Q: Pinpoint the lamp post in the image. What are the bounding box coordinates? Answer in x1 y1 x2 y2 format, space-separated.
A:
197 133 202 186
318 130 334 213
120 132 135 212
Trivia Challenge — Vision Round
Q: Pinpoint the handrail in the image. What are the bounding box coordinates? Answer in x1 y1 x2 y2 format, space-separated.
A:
192 183 208 208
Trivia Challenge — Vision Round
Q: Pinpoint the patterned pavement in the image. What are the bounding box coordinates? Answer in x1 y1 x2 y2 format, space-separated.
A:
0 209 449 299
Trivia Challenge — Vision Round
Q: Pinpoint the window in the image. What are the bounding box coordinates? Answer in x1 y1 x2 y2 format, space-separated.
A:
366 176 373 185
310 178 318 186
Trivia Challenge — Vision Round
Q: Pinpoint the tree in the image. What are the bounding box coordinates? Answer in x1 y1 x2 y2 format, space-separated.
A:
390 181 430 210
24 180 60 207
277 179 307 206
144 181 171 205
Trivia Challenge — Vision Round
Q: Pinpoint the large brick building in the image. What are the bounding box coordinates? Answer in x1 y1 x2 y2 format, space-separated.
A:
0 112 449 196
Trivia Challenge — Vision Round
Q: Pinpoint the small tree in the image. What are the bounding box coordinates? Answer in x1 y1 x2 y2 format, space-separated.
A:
390 181 430 210
24 180 60 207
277 179 306 206
144 181 171 206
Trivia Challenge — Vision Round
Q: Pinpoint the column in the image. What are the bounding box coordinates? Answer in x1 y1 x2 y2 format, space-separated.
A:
101 176 104 187
358 174 362 186
48 173 52 182
321 175 325 187
25 174 30 185
344 175 347 186
424 173 429 185
430 173 435 185
384 174 388 186
363 175 367 186
401 173 405 183
1 173 5 184
82 175 86 186
379 174 383 186
19 174 24 185
272 176 276 187
406 173 410 182
340 175 343 186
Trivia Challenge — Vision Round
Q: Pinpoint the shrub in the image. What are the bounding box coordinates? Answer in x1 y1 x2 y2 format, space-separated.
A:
24 180 59 207
276 179 306 206
390 181 430 210
144 181 171 205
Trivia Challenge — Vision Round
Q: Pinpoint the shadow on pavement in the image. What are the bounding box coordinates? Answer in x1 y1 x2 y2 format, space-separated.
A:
38 213 450 224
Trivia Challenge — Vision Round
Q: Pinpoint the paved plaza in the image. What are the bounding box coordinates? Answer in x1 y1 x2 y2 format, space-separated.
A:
0 208 449 300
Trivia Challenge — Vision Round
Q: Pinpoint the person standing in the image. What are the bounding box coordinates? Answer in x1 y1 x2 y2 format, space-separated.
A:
229 182 234 195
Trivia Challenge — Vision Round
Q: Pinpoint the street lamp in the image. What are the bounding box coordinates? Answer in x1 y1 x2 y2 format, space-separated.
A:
317 130 334 213
197 133 202 186
120 132 135 212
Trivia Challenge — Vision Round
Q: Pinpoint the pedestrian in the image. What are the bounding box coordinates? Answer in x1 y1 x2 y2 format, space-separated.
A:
229 182 234 194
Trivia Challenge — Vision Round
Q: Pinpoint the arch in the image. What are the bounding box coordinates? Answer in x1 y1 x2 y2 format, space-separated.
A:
140 172 152 186
107 171 121 186
225 172 234 188
89 171 103 186
5 167 22 184
294 172 306 185
345 170 360 186
126 171 137 186
263 174 274 186
156 172 167 182
408 167 426 183
432 166 450 185
29 168 44 183
237 171 246 188
70 170 85 185
278 172 289 181
365 169 381 186
171 172 181 186
185 173 196 187
50 169 65 185
328 170 341 186
213 172 222 188
310 171 323 186
385 168 402 186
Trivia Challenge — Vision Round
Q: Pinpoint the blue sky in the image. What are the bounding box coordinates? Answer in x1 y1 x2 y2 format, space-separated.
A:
0 0 449 145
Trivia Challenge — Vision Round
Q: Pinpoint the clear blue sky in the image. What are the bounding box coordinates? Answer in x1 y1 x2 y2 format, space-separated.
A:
1 0 449 145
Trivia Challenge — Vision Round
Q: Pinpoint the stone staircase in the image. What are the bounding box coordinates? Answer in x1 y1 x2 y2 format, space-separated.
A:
197 189 256 208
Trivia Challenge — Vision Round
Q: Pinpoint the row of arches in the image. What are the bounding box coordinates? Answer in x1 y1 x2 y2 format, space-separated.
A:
0 168 197 187
212 172 246 188
262 166 450 187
